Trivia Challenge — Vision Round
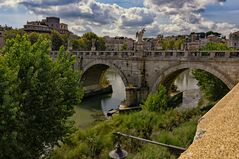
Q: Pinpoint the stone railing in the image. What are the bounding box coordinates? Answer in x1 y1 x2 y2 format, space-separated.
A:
179 83 239 159
145 50 239 59
50 51 135 59
50 50 239 60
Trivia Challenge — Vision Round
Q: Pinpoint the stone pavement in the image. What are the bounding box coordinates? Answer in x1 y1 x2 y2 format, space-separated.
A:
179 83 239 159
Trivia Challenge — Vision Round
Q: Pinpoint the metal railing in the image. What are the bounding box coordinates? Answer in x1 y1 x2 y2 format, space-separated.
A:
113 132 186 154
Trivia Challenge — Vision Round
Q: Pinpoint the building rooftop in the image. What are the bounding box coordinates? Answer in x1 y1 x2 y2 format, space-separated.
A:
230 31 239 36
23 17 71 34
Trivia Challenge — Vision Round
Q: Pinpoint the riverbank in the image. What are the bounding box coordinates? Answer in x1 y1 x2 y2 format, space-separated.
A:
50 105 211 159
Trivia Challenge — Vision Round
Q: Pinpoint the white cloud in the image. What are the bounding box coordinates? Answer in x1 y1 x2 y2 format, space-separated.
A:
1 0 237 37
0 0 22 7
143 0 237 36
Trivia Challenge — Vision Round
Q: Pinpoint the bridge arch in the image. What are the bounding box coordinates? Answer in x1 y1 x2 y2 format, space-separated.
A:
151 63 235 92
81 60 129 87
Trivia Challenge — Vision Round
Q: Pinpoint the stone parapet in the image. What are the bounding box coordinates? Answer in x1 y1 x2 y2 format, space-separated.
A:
179 83 239 159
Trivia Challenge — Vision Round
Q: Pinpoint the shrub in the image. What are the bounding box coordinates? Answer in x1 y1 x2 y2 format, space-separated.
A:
142 85 168 112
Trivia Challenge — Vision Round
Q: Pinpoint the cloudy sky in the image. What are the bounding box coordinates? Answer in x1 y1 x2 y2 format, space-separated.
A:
0 0 238 38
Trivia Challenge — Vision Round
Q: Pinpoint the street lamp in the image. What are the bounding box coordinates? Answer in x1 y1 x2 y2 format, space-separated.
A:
109 132 186 158
109 142 128 159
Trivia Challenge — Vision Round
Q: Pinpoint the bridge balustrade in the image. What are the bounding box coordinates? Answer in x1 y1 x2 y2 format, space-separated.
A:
50 50 239 61
91 52 96 56
200 52 210 57
176 52 185 57
189 52 200 57
215 52 225 58
154 52 163 57
165 51 173 57
229 51 239 58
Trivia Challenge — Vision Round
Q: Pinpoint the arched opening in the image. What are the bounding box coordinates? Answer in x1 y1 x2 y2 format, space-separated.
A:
151 63 232 108
152 63 234 92
81 63 127 112
73 62 127 127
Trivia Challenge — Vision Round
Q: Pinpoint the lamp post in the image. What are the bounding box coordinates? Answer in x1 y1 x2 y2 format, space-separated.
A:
109 142 128 159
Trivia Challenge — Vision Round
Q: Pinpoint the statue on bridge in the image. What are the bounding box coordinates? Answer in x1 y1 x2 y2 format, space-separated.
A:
136 28 146 43
91 39 96 51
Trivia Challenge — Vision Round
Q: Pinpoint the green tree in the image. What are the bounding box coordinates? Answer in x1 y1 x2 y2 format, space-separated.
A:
72 39 80 51
193 42 230 101
174 38 185 50
162 38 184 50
29 32 40 44
201 42 233 51
96 37 106 51
192 69 229 101
142 85 168 112
3 29 25 40
121 43 128 51
61 33 70 49
0 34 83 159
0 55 19 159
51 30 64 51
78 32 106 51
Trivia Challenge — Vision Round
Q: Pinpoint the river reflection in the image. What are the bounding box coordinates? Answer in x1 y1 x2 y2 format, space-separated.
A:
72 69 200 128
174 69 199 91
174 69 200 107
72 69 126 128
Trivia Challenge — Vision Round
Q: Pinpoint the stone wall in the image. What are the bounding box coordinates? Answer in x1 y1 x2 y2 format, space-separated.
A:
179 83 239 159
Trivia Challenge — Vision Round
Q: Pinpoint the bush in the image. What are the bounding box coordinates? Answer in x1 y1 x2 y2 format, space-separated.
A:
49 106 207 159
142 85 168 112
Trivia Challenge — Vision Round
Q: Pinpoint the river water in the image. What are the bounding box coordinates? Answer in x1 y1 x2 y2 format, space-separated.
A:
72 69 200 128
72 70 126 128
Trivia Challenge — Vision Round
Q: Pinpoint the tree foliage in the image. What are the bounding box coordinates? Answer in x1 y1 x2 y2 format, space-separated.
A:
28 32 40 44
51 30 64 51
142 85 168 112
0 34 83 159
121 43 128 51
201 42 233 51
72 39 81 51
78 32 106 51
3 29 25 40
192 69 229 101
162 38 185 50
193 42 230 101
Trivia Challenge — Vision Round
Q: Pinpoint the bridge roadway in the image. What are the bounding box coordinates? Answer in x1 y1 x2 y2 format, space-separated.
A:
51 50 239 106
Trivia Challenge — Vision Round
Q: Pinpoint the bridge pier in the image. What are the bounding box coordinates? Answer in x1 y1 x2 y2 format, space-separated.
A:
125 87 149 106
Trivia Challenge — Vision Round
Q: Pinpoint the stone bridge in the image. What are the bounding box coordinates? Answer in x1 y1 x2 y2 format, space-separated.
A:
51 49 239 106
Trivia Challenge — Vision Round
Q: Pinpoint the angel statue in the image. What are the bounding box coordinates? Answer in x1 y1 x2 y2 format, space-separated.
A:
136 28 146 43
91 38 96 51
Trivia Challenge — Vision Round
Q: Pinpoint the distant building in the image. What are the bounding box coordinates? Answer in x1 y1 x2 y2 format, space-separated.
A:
185 32 226 51
24 17 71 34
103 36 135 51
0 25 12 48
186 41 201 51
207 34 225 43
228 31 239 49
141 35 164 51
